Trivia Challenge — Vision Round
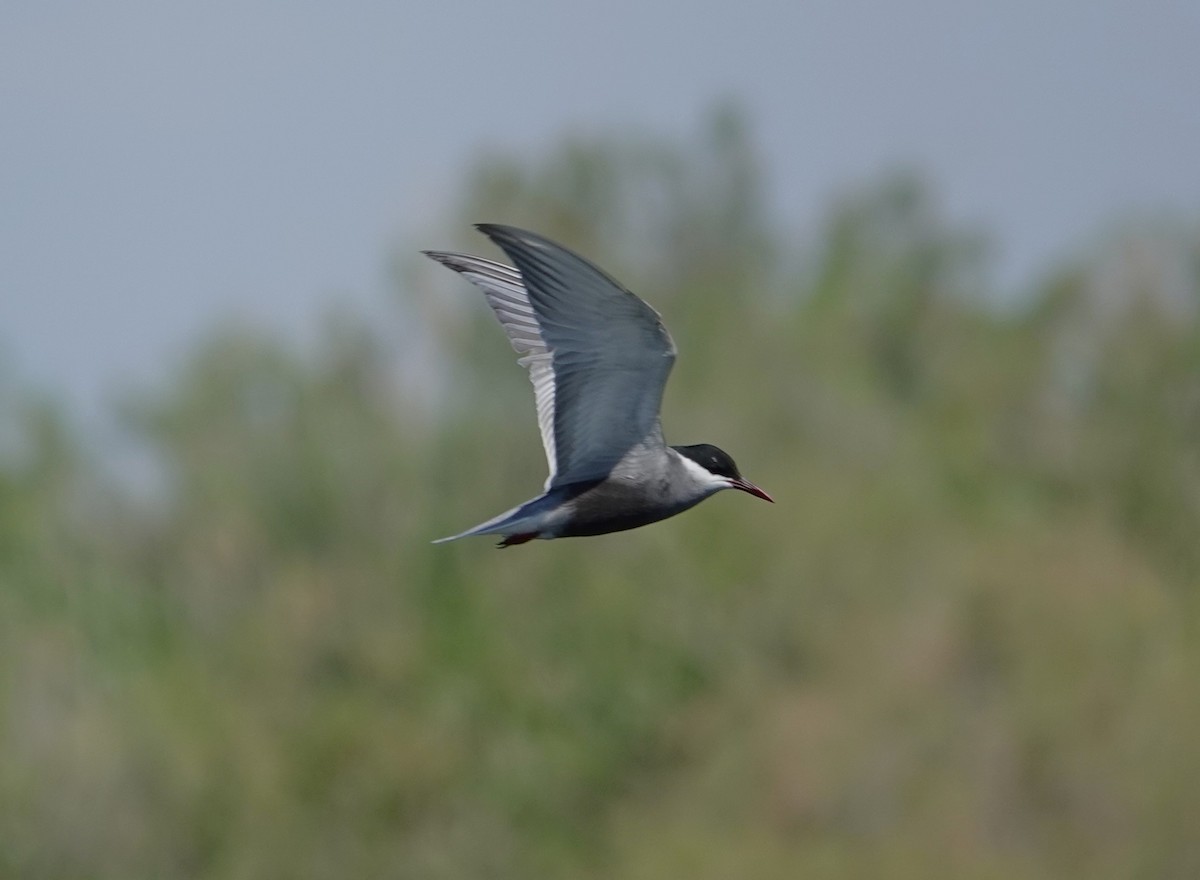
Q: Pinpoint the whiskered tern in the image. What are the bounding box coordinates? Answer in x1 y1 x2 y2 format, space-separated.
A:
427 225 772 547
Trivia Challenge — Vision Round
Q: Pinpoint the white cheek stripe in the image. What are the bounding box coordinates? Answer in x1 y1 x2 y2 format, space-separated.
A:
677 453 732 492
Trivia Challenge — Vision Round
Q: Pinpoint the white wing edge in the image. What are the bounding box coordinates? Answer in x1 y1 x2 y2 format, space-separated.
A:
425 252 558 488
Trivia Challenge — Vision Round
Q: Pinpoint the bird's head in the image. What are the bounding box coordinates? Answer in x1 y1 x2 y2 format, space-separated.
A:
672 443 773 502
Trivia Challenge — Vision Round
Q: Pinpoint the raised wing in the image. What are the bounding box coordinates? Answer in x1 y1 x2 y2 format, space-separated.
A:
427 224 677 488
477 224 677 486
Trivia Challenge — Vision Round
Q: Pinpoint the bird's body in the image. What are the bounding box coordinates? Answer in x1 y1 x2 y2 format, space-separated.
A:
427 225 771 547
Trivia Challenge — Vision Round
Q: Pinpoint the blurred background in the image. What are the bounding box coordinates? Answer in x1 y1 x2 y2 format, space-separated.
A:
3 3 1200 878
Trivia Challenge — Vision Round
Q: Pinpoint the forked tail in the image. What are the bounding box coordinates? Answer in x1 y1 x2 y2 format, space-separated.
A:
432 492 554 545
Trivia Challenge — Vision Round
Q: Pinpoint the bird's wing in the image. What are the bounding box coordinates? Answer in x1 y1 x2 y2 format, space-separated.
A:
477 224 678 486
423 250 560 484
426 224 677 488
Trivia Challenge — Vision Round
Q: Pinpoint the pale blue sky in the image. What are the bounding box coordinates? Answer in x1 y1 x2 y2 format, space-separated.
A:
3 1 1198 417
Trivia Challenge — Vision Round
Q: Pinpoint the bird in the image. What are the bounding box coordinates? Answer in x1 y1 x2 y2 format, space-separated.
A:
425 224 772 547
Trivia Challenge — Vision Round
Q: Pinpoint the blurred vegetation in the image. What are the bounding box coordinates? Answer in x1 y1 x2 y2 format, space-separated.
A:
3 106 1200 879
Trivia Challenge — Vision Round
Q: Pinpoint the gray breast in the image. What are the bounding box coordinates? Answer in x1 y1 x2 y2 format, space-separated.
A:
553 447 708 537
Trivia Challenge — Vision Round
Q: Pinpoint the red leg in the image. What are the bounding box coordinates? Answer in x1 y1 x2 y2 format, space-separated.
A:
497 532 538 548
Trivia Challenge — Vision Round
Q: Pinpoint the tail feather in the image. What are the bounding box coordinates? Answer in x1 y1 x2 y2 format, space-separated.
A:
432 493 552 544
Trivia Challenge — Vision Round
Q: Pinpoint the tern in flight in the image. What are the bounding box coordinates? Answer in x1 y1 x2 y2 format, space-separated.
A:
427 224 772 547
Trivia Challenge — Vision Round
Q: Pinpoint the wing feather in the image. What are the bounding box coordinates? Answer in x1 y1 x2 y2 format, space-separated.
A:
426 225 677 488
476 225 676 486
423 251 559 485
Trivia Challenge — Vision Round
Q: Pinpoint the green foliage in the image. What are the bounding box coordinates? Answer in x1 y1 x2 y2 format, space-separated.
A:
3 109 1200 878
